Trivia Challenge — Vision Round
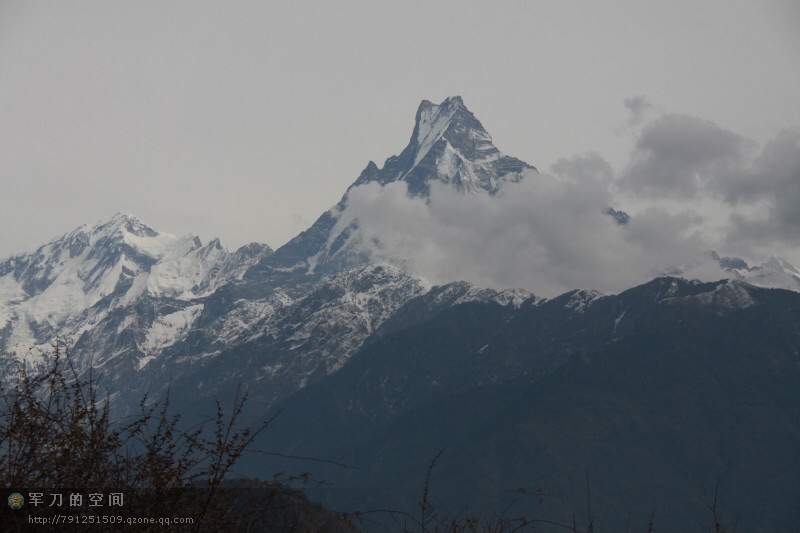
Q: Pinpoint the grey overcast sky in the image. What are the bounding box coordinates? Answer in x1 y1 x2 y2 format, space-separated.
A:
1 1 798 261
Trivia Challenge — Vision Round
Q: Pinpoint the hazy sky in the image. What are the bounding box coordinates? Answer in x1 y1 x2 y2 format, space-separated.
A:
1 1 798 262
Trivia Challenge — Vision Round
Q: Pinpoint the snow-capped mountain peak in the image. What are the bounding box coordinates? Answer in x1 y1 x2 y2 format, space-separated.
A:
96 212 159 238
88 212 200 263
350 96 535 196
0 213 185 304
0 214 272 363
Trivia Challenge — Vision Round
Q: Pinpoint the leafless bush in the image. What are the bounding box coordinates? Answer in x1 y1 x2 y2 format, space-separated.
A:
0 339 314 532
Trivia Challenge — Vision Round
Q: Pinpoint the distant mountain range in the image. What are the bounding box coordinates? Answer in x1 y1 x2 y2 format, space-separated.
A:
1 97 799 531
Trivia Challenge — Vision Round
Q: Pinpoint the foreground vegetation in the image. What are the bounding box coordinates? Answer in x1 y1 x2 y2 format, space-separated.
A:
0 340 355 532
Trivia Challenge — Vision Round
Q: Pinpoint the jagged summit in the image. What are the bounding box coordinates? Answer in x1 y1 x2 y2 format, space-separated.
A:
96 212 160 239
352 96 535 195
67 213 202 268
411 96 482 165
251 97 538 277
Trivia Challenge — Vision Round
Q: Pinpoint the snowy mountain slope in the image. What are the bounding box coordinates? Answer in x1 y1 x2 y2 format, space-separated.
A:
0 213 273 369
33 263 430 414
135 262 432 410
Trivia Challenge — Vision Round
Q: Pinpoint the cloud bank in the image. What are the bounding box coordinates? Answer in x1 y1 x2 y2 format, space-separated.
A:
619 109 800 256
333 102 799 297
338 170 713 297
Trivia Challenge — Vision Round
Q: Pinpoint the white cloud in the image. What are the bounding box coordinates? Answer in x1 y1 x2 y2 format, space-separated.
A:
338 169 713 297
617 107 800 260
717 129 800 253
619 114 754 199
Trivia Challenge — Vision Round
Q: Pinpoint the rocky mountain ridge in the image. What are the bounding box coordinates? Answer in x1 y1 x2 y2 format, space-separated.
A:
1 96 798 412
